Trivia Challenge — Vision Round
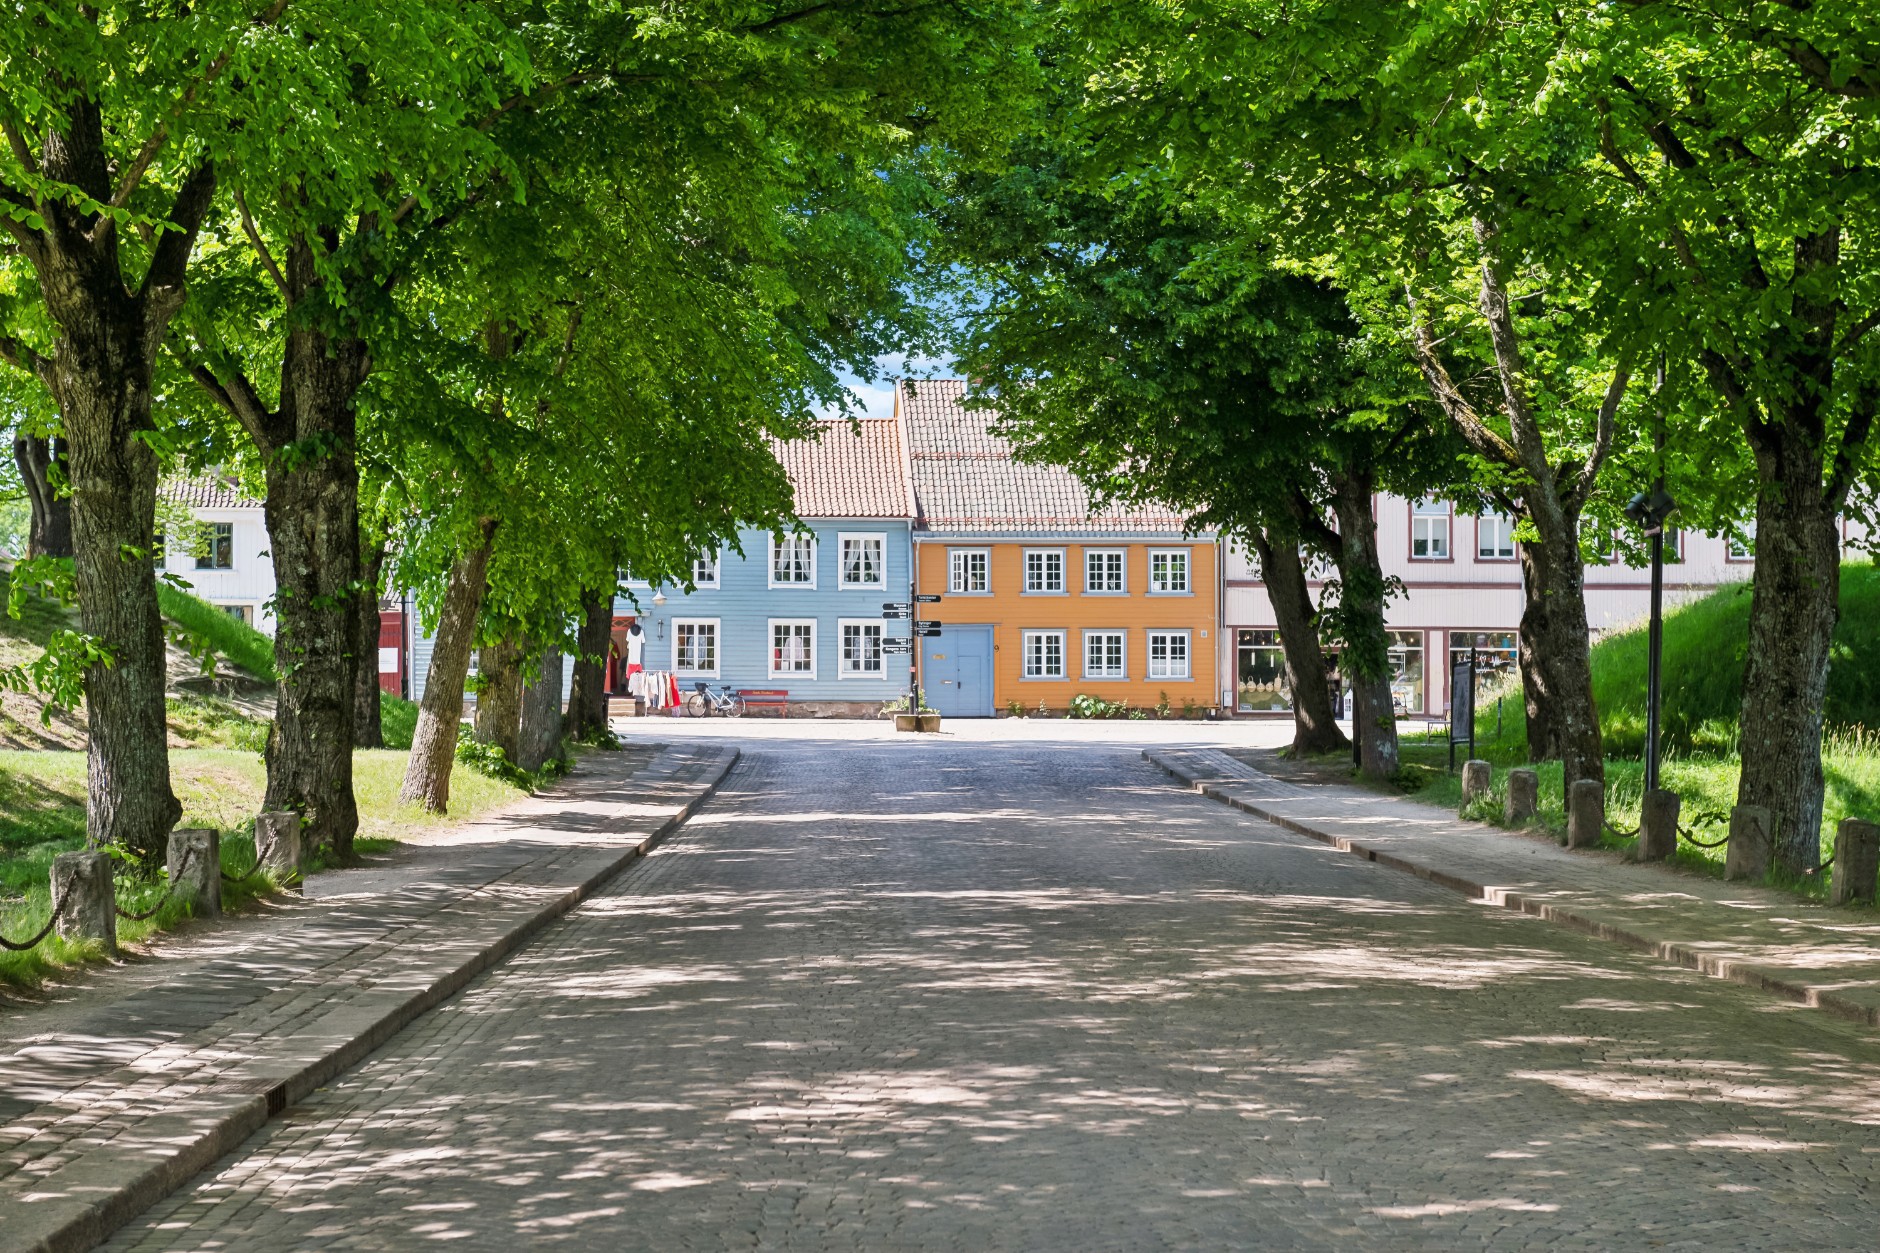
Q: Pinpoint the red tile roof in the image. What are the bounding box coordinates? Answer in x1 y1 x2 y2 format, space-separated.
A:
770 417 915 520
898 379 1192 534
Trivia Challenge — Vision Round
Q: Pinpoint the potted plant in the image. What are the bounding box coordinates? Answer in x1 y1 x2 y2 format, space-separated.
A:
883 689 941 732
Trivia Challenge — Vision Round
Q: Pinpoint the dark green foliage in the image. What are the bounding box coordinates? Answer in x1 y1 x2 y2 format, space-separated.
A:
454 735 567 792
379 692 420 752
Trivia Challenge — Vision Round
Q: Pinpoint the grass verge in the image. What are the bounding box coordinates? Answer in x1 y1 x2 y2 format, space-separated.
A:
0 747 529 987
157 584 277 681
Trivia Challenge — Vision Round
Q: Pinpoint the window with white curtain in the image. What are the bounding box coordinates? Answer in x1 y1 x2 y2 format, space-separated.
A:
839 621 883 675
1148 630 1192 679
1477 513 1515 560
1083 630 1126 679
1411 499 1451 559
770 534 816 586
839 533 885 586
769 620 816 676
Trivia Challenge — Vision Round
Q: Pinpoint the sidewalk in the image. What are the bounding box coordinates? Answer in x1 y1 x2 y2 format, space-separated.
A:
0 743 737 1253
1147 746 1880 1029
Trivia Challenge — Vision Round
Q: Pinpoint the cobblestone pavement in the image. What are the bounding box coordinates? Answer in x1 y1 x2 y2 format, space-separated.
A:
107 739 1880 1251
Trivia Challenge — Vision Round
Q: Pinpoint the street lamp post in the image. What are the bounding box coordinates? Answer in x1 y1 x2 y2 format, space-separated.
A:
1623 487 1678 791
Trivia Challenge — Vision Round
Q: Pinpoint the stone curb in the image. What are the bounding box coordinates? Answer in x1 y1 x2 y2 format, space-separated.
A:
1145 748 1880 1032
4 745 738 1253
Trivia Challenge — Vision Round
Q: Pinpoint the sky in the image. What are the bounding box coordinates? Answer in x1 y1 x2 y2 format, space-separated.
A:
829 352 956 419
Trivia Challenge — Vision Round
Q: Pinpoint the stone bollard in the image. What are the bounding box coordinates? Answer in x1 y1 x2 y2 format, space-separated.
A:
256 811 303 886
1723 804 1772 881
1504 769 1540 826
1460 760 1492 812
50 850 116 956
1830 818 1880 906
1566 779 1604 849
168 827 220 918
1636 789 1682 863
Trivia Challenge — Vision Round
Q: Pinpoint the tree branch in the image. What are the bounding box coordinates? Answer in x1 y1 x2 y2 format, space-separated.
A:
1471 217 1552 480
1287 486 1343 555
1571 358 1633 507
1834 307 1880 360
138 160 217 320
1828 383 1880 507
173 346 275 446
111 0 294 208
0 333 54 391
234 185 289 297
0 116 37 177
1404 283 1522 470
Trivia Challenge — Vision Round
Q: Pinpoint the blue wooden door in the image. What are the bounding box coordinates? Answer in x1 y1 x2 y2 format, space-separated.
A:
923 626 994 717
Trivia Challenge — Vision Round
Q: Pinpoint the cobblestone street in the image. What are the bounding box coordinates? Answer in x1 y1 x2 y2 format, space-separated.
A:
107 735 1880 1251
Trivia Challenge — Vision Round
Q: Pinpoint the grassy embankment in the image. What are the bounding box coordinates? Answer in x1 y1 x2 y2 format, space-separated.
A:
1364 562 1880 891
0 580 474 986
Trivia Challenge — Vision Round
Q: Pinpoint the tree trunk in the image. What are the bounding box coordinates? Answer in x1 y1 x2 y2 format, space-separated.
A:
474 639 524 760
13 103 213 865
564 585 613 741
517 647 564 772
13 435 73 559
1249 529 1347 756
261 305 368 861
353 530 387 750
1517 506 1603 787
1330 474 1399 778
1515 544 1564 764
56 314 182 863
1736 435 1841 877
400 520 498 812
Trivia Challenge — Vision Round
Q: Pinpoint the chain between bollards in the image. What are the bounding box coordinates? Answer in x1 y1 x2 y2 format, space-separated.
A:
114 844 200 922
221 840 265 884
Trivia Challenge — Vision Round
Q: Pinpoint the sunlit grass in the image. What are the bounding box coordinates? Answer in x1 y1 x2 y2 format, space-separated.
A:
0 746 528 987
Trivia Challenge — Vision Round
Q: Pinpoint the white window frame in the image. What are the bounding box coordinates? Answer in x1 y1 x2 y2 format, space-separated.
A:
837 532 887 588
1082 629 1127 680
769 533 818 588
1728 520 1755 562
1411 499 1452 560
1147 548 1191 595
1477 513 1516 561
1023 547 1066 594
1084 548 1127 594
1147 629 1192 680
948 547 991 595
768 618 817 679
691 551 720 588
837 618 885 678
1021 629 1067 680
672 618 720 677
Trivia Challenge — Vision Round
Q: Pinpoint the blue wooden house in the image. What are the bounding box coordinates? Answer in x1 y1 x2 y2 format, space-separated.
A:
631 416 916 715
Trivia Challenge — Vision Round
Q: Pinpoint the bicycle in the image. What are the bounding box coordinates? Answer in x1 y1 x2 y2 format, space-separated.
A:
685 682 747 718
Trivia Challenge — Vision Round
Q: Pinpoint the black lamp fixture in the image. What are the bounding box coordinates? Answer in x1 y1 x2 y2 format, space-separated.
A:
1622 486 1679 791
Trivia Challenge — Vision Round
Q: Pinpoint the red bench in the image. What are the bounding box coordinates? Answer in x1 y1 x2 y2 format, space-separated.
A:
739 689 789 717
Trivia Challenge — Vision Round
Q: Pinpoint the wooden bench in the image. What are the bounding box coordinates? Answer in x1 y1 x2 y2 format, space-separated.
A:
739 688 789 717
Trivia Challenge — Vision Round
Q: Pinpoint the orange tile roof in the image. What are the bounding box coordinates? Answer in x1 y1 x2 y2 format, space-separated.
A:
898 379 1192 534
769 416 915 519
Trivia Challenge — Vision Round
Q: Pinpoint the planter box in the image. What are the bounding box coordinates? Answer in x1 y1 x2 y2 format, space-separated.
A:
894 713 942 733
